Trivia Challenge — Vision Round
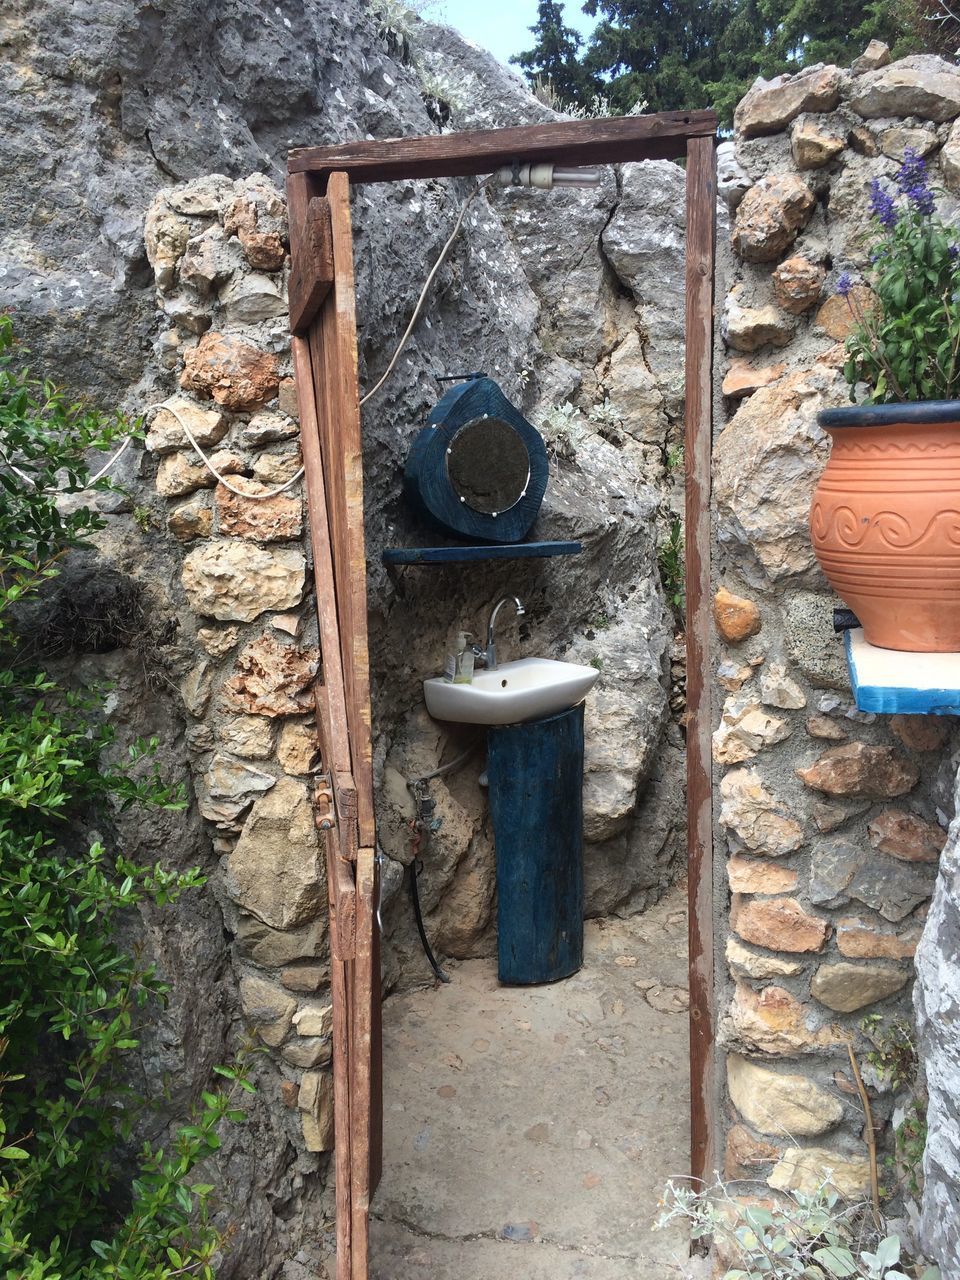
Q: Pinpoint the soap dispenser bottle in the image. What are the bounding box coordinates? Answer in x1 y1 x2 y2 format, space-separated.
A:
444 631 475 683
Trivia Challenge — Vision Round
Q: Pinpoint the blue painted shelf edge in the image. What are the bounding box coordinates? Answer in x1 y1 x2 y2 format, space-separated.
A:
844 629 960 716
382 540 582 565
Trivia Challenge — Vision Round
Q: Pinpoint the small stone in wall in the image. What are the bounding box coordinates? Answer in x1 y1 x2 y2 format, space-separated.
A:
713 695 793 765
293 1001 333 1038
791 117 845 170
810 960 909 1012
235 914 327 968
806 714 847 741
278 719 320 775
156 452 217 499
941 119 960 193
890 713 949 752
222 632 318 716
281 963 327 993
815 287 877 341
809 832 936 921
812 799 870 833
723 298 795 352
299 1071 334 1152
161 292 212 337
725 982 842 1054
181 332 280 411
731 174 816 263
225 777 324 930
735 66 842 138
879 125 938 162
848 125 880 156
772 256 826 315
726 936 805 980
278 377 300 419
717 659 756 692
252 446 303 486
156 448 246 499
760 662 806 709
725 1124 782 1179
220 715 276 760
240 411 299 447
144 202 191 290
722 358 787 399
239 974 296 1048
146 397 228 455
180 225 244 295
797 742 918 799
197 624 241 658
868 809 946 863
180 660 213 718
836 915 921 960
733 896 830 952
220 272 287 325
203 753 276 819
849 55 960 123
767 1146 871 1198
852 40 891 73
714 586 761 643
167 495 212 541
727 1054 843 1137
215 477 303 543
282 1037 332 1069
727 855 799 894
719 768 805 857
182 539 306 622
166 175 233 218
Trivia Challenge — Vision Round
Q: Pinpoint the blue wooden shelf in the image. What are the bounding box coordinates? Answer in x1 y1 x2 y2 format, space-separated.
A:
845 628 960 716
382 540 582 566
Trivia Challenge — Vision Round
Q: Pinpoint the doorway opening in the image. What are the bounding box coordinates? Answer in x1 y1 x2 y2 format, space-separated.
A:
286 113 717 1280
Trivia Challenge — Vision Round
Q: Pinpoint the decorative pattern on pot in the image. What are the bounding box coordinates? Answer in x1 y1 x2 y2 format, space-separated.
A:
811 402 960 652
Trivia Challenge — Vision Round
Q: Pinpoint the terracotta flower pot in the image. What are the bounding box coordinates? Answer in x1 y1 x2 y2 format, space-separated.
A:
811 401 960 653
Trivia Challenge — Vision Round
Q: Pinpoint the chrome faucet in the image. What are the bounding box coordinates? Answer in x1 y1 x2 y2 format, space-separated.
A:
478 595 525 671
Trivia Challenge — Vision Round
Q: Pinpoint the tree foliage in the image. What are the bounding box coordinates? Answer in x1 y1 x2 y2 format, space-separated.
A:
511 1 599 103
512 0 921 126
0 316 249 1280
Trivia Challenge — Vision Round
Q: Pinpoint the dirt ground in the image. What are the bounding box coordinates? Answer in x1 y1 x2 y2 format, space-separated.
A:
369 885 695 1278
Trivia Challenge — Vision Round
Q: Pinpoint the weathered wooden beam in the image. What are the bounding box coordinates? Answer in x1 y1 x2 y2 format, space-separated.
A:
683 133 718 1188
350 847 377 1280
288 111 718 182
324 827 354 1280
288 196 333 334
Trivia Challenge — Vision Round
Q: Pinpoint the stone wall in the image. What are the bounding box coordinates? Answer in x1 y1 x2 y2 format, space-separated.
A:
2 1 691 1270
716 45 960 1273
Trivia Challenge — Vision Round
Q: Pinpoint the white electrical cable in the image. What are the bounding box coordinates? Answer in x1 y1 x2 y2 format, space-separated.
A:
141 401 305 499
358 177 491 408
3 179 490 503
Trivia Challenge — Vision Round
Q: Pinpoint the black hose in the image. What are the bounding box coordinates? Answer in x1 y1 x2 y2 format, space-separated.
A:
409 849 450 984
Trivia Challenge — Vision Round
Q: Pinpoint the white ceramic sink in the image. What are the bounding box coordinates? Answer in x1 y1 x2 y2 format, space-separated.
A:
423 656 599 726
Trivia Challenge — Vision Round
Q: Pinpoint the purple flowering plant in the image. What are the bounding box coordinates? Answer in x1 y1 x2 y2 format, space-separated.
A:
841 147 960 404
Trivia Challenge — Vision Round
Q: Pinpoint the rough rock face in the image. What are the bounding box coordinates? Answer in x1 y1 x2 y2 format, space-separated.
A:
915 773 960 1277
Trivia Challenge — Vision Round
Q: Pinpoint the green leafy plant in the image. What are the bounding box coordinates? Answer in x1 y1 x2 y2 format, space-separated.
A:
0 316 247 1279
839 148 960 404
861 1015 927 1199
658 515 685 617
657 1177 941 1280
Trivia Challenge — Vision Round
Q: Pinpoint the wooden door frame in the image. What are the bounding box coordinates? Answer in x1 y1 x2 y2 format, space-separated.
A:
287 111 719 1269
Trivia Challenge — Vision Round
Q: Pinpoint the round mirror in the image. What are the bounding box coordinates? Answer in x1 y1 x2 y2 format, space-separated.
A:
446 417 530 515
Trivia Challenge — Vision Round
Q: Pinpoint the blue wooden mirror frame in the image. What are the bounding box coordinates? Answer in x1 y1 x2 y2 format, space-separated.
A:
403 376 549 544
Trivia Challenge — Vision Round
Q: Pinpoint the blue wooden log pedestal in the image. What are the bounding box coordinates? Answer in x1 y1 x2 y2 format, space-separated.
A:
487 702 585 985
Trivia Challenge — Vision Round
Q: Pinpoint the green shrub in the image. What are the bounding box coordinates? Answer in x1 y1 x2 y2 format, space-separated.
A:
0 316 248 1280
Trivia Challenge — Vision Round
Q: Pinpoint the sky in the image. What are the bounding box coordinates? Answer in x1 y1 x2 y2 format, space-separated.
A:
424 0 595 69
